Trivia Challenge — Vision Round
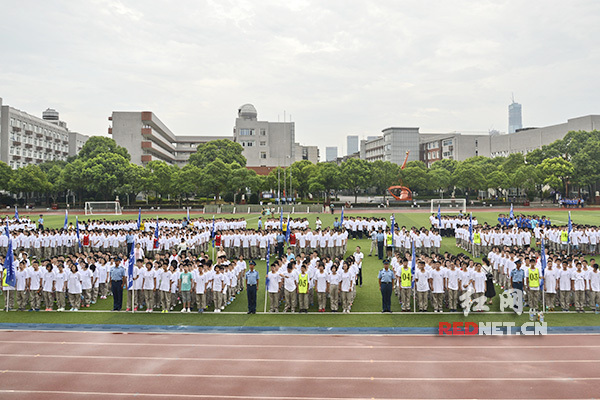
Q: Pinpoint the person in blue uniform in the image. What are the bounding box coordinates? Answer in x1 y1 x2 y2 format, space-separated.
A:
378 259 394 313
245 261 259 314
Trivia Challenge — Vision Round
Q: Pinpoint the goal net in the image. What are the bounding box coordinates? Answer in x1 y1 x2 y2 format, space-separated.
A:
85 201 123 215
430 198 467 214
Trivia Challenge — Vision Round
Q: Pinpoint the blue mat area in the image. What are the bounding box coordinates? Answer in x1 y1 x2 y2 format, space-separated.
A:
1 323 600 335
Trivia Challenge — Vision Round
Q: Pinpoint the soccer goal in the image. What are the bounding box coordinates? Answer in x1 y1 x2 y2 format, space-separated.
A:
430 198 467 214
85 201 123 215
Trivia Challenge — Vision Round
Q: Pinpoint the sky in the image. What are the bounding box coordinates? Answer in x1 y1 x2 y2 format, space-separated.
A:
1 0 599 157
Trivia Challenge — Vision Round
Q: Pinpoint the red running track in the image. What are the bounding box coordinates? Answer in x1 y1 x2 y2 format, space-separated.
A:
0 330 599 399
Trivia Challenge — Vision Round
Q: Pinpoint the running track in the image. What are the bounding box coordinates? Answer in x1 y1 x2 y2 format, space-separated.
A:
0 331 599 399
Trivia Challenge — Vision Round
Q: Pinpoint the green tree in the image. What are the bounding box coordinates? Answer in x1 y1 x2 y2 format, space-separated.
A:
453 163 486 194
430 159 458 175
486 170 509 195
400 161 428 192
118 163 146 206
500 153 525 176
58 159 86 206
82 153 130 199
313 162 341 201
143 160 178 200
289 160 317 199
202 159 232 202
512 165 541 200
370 161 400 201
0 161 14 191
229 163 261 204
340 159 371 204
77 136 130 161
428 168 452 195
188 139 245 168
571 139 600 196
537 157 574 195
8 165 50 203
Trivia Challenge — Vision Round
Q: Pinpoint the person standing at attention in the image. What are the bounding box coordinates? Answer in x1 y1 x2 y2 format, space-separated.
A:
110 258 126 311
378 259 394 313
245 261 259 314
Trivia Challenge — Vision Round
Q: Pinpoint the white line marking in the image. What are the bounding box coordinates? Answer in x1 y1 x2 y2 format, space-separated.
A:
1 353 599 364
3 390 583 400
3 369 600 381
1 340 599 349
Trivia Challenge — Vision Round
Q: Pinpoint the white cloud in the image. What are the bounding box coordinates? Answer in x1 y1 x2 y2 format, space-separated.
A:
0 0 599 156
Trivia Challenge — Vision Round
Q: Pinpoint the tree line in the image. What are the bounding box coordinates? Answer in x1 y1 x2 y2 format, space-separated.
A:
0 130 597 207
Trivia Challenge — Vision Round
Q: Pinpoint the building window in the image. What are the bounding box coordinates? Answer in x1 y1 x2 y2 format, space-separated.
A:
260 152 267 159
442 139 453 146
475 140 478 147
260 129 266 136
240 129 254 136
260 141 266 146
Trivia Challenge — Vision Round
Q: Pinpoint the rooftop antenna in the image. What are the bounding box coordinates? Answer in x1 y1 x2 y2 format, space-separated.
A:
511 92 515 103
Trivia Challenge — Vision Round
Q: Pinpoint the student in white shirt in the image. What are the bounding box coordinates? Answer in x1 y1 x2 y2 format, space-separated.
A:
266 263 282 312
80 263 93 308
66 264 82 311
353 246 364 287
339 263 354 313
142 262 156 312
26 261 43 311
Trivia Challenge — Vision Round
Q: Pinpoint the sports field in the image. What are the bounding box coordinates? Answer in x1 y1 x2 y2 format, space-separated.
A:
1 207 598 328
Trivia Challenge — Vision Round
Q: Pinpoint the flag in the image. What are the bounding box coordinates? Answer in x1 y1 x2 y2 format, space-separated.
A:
211 215 215 248
75 216 82 248
391 214 395 248
469 212 473 244
63 209 68 230
154 217 160 249
437 204 442 228
340 206 344 225
137 208 141 230
127 239 135 290
265 241 270 289
14 206 19 223
279 208 283 230
3 237 15 287
285 215 291 242
509 203 514 219
567 211 572 244
540 238 547 279
187 207 190 222
5 220 9 238
411 240 416 289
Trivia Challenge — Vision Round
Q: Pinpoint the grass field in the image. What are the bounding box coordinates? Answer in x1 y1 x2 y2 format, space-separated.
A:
2 208 599 328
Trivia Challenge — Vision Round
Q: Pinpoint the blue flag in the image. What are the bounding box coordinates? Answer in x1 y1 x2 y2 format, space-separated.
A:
63 210 68 230
567 211 572 244
469 212 473 244
285 215 291 242
154 217 160 249
340 206 344 225
75 216 82 248
211 215 215 248
137 208 141 230
437 204 442 228
279 208 283 230
391 214 395 249
5 220 9 238
3 237 15 287
187 207 190 222
540 238 547 278
265 241 270 289
14 206 19 223
127 239 135 290
509 203 514 219
411 240 416 289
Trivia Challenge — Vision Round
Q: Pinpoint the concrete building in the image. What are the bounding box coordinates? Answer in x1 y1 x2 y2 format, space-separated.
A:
293 143 319 164
346 135 359 155
325 146 338 162
490 114 600 157
233 104 296 167
361 127 420 164
0 97 88 168
509 100 523 134
419 133 490 167
109 111 231 166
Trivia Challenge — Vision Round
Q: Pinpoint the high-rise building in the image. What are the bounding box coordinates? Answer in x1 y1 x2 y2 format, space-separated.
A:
0 97 88 169
325 146 338 162
509 100 523 134
109 111 231 166
233 104 298 167
346 135 359 155
361 127 420 164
